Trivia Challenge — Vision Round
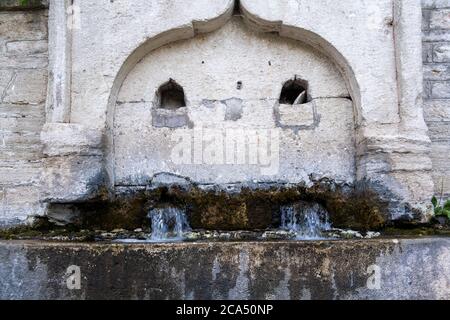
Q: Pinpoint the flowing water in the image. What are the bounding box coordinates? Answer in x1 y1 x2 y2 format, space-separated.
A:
116 203 331 243
280 202 332 240
148 207 191 242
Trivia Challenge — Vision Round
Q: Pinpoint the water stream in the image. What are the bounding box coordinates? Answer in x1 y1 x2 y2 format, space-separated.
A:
148 207 191 242
280 202 332 240
117 202 332 243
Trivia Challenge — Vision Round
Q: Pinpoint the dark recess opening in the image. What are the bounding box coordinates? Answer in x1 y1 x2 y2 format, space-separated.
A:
157 79 186 110
233 0 241 15
279 79 309 105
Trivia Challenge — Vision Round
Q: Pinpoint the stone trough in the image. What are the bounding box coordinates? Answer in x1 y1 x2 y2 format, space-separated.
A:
0 238 449 300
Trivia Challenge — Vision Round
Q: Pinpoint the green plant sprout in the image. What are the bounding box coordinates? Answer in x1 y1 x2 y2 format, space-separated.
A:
432 197 450 219
432 179 450 219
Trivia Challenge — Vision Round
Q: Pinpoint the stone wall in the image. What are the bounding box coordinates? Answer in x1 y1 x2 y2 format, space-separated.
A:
0 1 449 227
0 3 48 226
422 0 450 197
43 0 434 224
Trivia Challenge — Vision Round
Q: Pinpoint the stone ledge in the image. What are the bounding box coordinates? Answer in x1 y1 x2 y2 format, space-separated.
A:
0 238 449 300
422 1 450 9
0 0 48 11
41 123 103 157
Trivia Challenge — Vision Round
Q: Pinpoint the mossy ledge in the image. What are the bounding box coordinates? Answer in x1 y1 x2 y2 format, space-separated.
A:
0 0 48 11
42 179 391 232
0 218 449 242
2 178 448 240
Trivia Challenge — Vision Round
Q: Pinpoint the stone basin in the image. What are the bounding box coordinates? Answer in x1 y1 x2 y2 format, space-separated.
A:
0 238 448 300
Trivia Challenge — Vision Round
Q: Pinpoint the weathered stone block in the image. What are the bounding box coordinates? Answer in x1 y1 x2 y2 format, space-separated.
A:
6 40 47 55
0 54 48 70
422 42 434 62
0 102 45 119
423 100 450 122
431 81 450 98
151 108 191 129
423 63 450 81
433 43 450 62
0 161 41 186
430 9 450 29
422 0 450 9
422 9 431 31
41 156 104 203
422 29 450 42
277 102 315 128
427 121 450 141
3 69 47 104
0 185 45 225
0 11 47 41
41 123 103 157
223 98 243 121
0 106 45 132
0 131 42 162
0 70 14 99
0 187 5 203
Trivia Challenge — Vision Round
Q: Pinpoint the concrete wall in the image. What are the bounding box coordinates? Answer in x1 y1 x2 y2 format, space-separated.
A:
0 4 48 226
422 0 450 197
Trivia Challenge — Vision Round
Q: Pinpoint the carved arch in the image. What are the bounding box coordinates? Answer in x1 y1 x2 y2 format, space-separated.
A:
104 0 361 189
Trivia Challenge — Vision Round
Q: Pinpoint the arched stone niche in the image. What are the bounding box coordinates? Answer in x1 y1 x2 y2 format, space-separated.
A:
113 17 355 186
42 0 434 222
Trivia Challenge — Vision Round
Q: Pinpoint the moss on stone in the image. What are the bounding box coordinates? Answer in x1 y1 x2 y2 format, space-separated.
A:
0 180 418 236
41 181 391 232
382 226 450 237
157 182 388 231
0 0 48 11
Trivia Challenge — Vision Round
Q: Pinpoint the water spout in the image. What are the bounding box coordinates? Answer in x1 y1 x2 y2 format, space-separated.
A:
280 202 332 240
149 207 191 242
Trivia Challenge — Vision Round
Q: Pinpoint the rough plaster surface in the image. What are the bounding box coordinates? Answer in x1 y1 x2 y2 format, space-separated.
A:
114 19 354 186
0 238 449 300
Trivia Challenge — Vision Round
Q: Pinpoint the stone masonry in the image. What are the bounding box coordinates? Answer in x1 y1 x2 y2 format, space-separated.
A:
422 0 450 197
0 0 448 227
0 1 48 226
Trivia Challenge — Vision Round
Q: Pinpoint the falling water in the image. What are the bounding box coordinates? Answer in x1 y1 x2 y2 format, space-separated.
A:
149 207 191 242
280 202 332 240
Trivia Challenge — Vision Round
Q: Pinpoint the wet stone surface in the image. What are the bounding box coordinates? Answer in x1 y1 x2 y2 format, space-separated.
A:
44 179 394 233
0 238 449 300
3 223 450 243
